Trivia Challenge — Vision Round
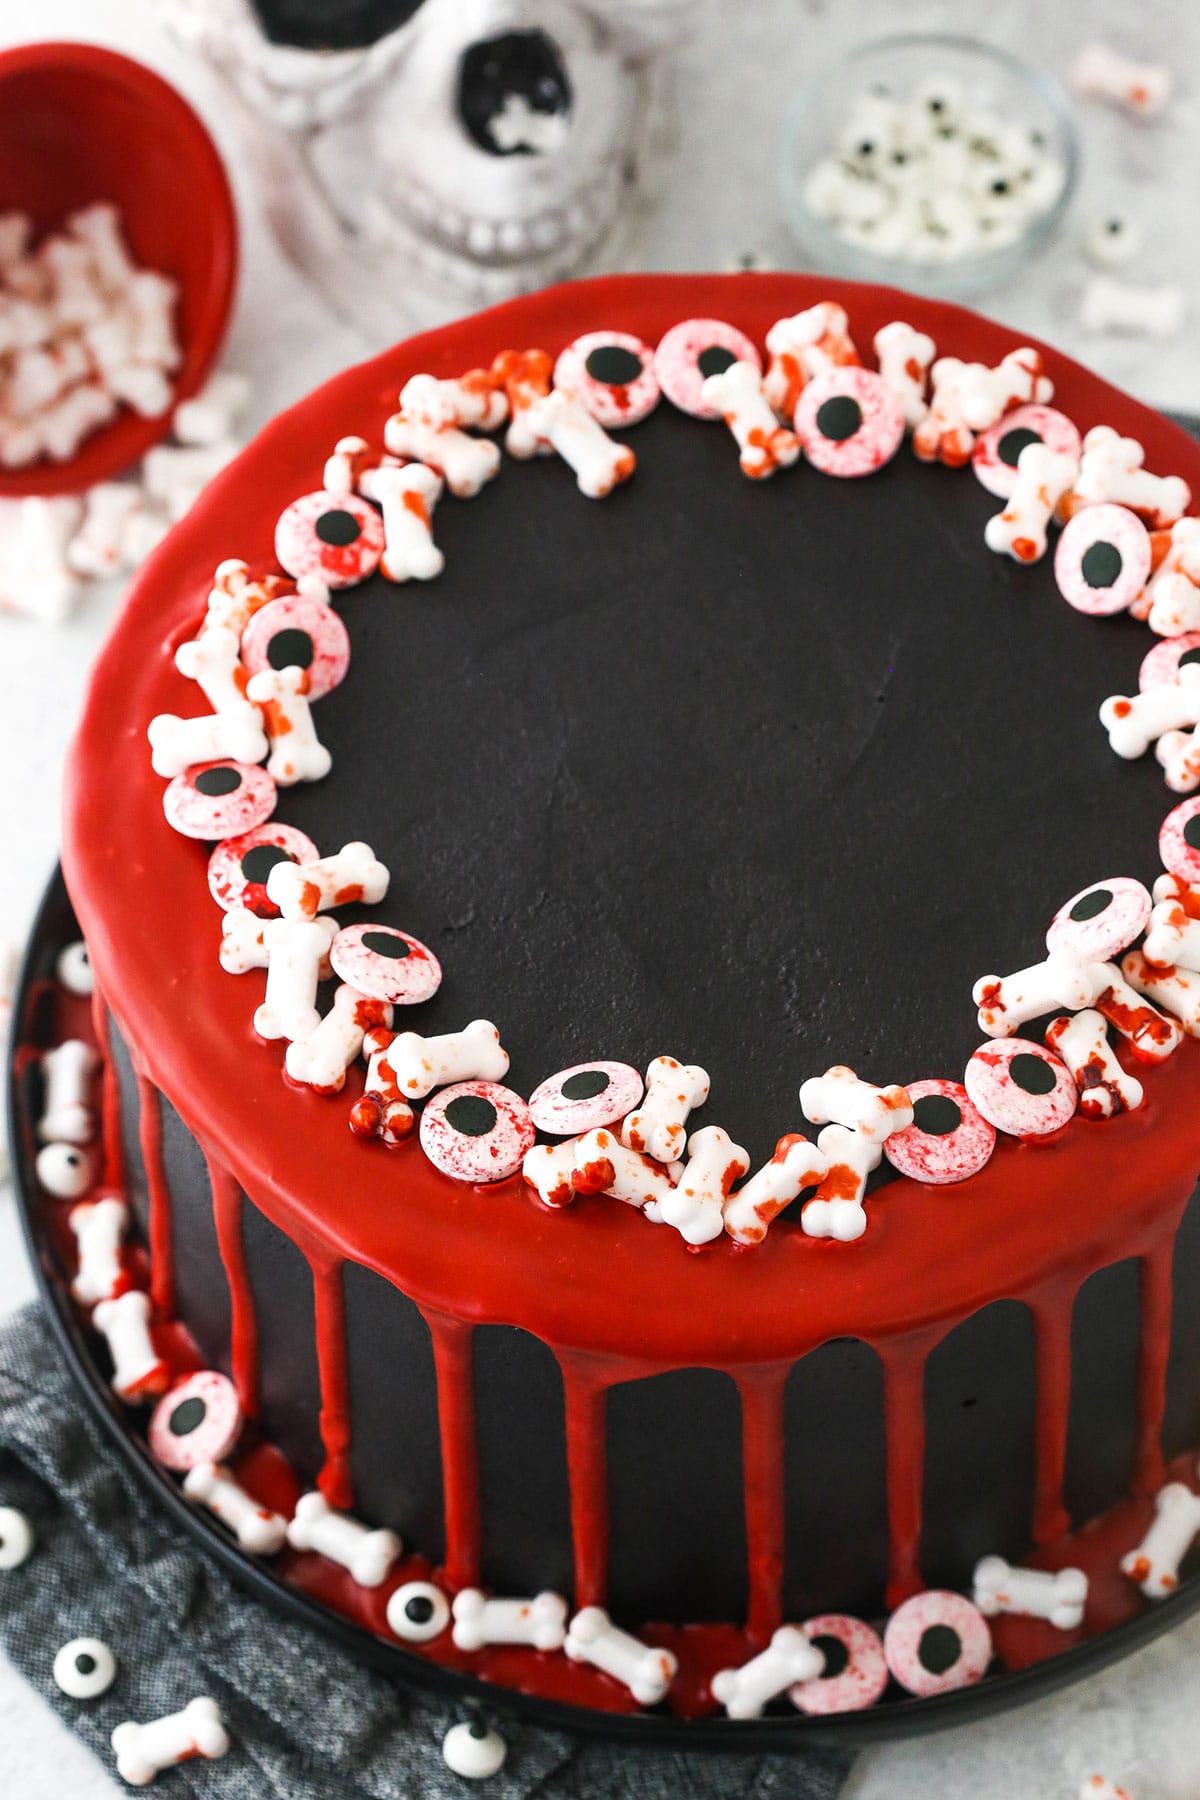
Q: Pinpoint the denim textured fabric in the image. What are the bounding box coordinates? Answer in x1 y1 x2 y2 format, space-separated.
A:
0 1305 854 1798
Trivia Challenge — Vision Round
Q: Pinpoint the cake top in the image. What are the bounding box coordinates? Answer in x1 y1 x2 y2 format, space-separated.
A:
62 273 1200 1361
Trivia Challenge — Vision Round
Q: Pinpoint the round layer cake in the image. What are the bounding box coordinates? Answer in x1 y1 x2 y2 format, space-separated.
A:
46 272 1200 1721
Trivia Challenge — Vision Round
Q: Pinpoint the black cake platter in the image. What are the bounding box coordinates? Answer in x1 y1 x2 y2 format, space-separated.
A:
10 866 1200 1752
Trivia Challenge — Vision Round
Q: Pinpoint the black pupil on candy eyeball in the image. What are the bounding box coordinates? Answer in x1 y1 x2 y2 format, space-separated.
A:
697 345 738 379
913 1094 962 1137
241 844 294 885
445 1095 498 1137
315 509 361 547
469 1720 488 1740
362 931 411 960
811 1634 849 1678
406 1595 435 1624
815 396 863 442
1184 816 1200 851
561 1069 610 1101
1181 648 1200 672
1010 1053 1057 1096
75 1652 96 1676
998 426 1041 468
585 344 643 387
1081 542 1122 589
195 767 241 797
66 1153 81 1168
1070 888 1112 922
268 628 315 671
918 1624 962 1675
169 1396 207 1437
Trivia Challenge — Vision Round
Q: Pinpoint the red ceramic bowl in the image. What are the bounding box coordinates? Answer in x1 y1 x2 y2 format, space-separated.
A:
0 41 238 497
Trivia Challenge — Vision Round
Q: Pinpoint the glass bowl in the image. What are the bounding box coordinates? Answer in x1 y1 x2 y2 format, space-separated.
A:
778 34 1079 300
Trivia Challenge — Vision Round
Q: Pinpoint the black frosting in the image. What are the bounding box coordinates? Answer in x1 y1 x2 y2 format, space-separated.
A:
273 402 1171 1169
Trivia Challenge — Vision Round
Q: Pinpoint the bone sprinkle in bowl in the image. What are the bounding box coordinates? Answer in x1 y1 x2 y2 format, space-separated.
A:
779 35 1079 300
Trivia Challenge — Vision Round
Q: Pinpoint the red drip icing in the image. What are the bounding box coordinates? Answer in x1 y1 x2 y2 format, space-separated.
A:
737 1366 787 1643
89 987 124 1195
134 1066 173 1317
1030 1287 1077 1545
426 1310 481 1589
881 1337 937 1609
308 1252 353 1511
205 1149 260 1418
561 1355 610 1607
1132 1221 1182 1495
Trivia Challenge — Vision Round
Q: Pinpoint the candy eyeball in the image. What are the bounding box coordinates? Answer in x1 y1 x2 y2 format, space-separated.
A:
442 1718 507 1780
883 1080 996 1185
420 1081 536 1183
793 366 905 477
36 1141 97 1200
1159 795 1200 887
1046 878 1152 963
965 1039 1077 1138
241 593 351 701
528 1060 643 1134
654 318 762 419
1055 504 1151 617
884 1591 992 1697
163 762 277 842
553 332 659 428
328 925 442 1007
53 1636 116 1699
274 491 384 589
972 405 1082 500
387 1579 450 1643
56 940 94 997
0 1505 34 1569
1087 213 1142 269
207 824 320 919
148 1371 243 1473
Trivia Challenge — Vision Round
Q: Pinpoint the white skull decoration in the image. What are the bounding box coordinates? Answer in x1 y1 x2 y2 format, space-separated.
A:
155 0 689 332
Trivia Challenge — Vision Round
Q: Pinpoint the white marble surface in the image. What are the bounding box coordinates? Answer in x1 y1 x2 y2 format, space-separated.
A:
2 0 1200 1792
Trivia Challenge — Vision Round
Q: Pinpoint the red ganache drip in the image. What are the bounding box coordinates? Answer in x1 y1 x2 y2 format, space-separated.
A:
134 1065 174 1318
205 1147 260 1419
54 274 1200 1708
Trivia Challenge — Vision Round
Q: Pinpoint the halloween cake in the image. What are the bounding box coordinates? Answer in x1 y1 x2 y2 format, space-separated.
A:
20 272 1200 1722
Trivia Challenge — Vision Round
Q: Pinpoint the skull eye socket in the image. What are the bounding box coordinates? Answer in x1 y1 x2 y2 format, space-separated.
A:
654 318 762 419
329 923 443 1005
458 29 572 157
1046 877 1151 962
965 1039 1076 1138
207 824 319 918
275 491 384 589
528 1060 644 1134
794 367 905 478
553 332 660 428
163 762 277 841
242 594 351 700
1054 503 1150 617
883 1079 996 1185
972 405 1082 498
148 1371 243 1471
387 1579 450 1643
420 1080 535 1183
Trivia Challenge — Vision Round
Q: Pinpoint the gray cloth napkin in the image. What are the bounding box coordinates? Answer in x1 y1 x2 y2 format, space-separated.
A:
0 1305 854 1798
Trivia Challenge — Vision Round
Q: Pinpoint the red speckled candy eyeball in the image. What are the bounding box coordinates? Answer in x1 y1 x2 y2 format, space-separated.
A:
420 1081 536 1183
528 1060 644 1135
883 1591 992 1698
207 823 319 918
1160 795 1200 887
163 762 276 841
964 1039 1077 1138
274 491 384 588
1046 876 1152 963
1141 632 1200 692
790 1614 888 1716
883 1079 996 1185
241 593 351 700
1054 504 1151 617
972 405 1082 500
793 366 905 478
653 318 762 419
553 331 660 429
328 925 442 1005
148 1371 242 1472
